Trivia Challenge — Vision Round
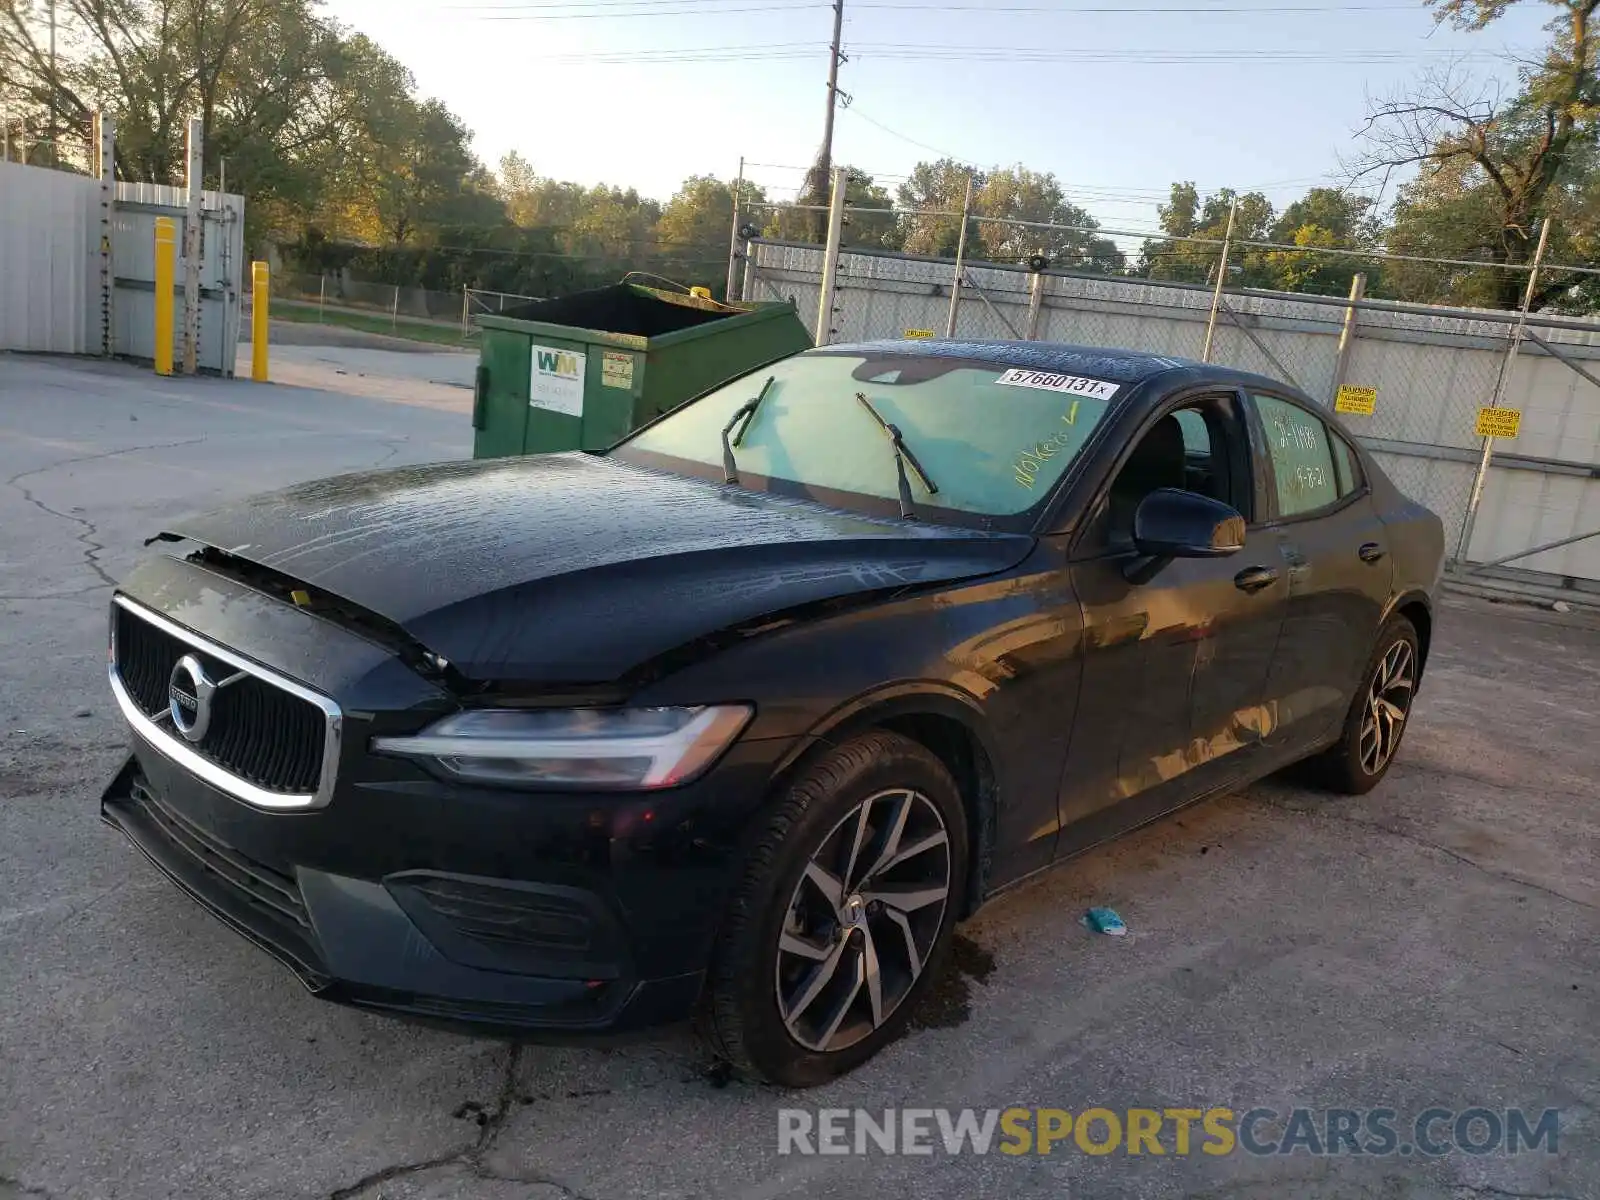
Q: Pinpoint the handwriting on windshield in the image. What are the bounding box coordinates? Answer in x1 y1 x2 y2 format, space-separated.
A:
1013 402 1081 489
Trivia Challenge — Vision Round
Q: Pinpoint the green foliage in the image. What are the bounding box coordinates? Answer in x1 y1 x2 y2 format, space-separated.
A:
1352 1 1600 309
763 166 903 251
894 159 1122 270
897 158 979 255
1139 183 1381 295
10 0 1600 313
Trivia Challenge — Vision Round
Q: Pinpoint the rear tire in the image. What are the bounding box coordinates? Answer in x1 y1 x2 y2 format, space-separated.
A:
1299 614 1420 795
699 730 969 1088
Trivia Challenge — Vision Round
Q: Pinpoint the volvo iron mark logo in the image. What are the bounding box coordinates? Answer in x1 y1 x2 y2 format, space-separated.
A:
167 654 215 743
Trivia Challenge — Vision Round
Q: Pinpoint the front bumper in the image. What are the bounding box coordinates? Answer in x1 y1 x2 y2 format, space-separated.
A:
100 556 805 1036
101 747 739 1035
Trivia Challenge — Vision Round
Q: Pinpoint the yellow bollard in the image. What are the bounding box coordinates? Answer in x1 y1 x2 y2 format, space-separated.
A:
152 218 176 377
251 261 270 382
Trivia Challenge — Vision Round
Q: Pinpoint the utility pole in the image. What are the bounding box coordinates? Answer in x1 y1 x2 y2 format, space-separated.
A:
819 0 844 176
810 0 845 240
726 155 745 300
48 0 56 165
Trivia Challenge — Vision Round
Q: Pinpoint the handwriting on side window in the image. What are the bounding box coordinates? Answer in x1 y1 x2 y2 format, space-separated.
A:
1014 402 1082 489
1288 464 1328 495
1270 412 1320 453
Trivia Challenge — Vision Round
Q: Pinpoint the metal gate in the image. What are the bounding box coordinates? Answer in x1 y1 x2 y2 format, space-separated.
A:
112 181 244 374
0 115 244 375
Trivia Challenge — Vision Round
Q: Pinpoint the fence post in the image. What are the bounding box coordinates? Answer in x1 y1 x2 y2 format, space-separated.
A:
93 111 116 358
318 274 326 322
945 172 975 338
1026 269 1046 340
1201 199 1237 363
181 117 203 374
392 285 400 331
461 287 470 337
153 218 177 376
1328 271 1367 403
1456 216 1552 563
726 156 745 301
815 166 847 346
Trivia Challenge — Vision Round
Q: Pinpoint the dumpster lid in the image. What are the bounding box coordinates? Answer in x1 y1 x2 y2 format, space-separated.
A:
496 283 738 339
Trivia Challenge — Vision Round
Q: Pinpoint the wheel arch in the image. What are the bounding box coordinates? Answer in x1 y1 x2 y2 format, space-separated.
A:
766 683 1002 918
1382 590 1433 683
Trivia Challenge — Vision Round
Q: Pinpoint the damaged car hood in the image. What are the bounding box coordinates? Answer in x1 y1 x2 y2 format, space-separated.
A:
165 453 1033 683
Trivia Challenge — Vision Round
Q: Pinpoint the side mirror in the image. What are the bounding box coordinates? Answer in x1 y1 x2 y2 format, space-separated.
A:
1123 489 1245 582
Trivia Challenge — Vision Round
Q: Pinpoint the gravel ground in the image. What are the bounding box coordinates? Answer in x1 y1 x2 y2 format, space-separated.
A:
1 351 1595 1200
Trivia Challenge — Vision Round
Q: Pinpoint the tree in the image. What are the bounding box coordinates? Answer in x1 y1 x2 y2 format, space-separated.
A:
763 166 901 251
327 97 496 245
1349 0 1600 309
567 184 660 271
1263 187 1383 294
973 165 1122 272
1136 182 1384 294
653 174 777 293
843 168 903 251
655 173 733 241
898 158 979 256
1140 183 1276 284
0 0 497 249
498 160 590 232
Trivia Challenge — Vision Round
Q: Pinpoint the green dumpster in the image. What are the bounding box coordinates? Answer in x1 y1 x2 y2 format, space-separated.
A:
471 283 813 458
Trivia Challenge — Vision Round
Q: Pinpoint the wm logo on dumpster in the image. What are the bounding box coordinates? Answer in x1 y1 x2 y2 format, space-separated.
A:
535 349 581 380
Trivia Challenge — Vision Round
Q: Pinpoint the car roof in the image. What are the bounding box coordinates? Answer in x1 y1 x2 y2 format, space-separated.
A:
818 338 1296 396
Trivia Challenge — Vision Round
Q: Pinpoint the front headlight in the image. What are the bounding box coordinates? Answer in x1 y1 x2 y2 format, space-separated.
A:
371 705 753 790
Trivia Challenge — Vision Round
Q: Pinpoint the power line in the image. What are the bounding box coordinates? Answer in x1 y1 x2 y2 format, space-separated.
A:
451 0 1425 13
841 104 980 165
513 42 1519 64
449 0 806 9
467 3 814 17
860 1 1420 8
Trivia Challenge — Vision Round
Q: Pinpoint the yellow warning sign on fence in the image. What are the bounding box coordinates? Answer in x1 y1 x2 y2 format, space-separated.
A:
903 328 936 340
1475 407 1522 439
1334 385 1377 415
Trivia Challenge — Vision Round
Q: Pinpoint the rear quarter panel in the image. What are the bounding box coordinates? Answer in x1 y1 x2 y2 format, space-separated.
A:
1365 454 1446 606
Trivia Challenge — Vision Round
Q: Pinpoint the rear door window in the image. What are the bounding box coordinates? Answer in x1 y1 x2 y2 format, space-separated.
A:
1250 394 1339 517
1329 430 1364 497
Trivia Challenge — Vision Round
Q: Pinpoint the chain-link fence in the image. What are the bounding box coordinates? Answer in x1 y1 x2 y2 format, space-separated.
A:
267 272 544 338
271 271 466 328
463 285 542 332
741 212 1600 593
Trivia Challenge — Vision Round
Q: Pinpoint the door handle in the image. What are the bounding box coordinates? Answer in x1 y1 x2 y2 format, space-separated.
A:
1358 542 1386 563
1234 565 1279 593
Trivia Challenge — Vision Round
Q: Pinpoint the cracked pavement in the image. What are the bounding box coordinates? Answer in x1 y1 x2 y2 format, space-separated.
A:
2 351 1597 1199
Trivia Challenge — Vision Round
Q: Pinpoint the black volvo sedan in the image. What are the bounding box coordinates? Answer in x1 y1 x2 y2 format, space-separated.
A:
102 340 1444 1086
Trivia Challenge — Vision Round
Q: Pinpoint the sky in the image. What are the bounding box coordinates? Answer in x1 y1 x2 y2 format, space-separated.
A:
320 0 1554 238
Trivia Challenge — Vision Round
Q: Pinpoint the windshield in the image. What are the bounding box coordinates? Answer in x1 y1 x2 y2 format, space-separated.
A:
615 351 1118 525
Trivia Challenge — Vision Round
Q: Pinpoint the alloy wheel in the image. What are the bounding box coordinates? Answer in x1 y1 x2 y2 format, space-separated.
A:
1360 638 1414 775
774 788 952 1053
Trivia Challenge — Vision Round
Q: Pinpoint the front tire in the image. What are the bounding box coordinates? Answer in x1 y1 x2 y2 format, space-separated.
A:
1300 615 1420 795
700 730 969 1087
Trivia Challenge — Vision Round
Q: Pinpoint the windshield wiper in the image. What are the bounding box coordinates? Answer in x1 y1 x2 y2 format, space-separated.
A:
720 375 775 484
854 392 940 520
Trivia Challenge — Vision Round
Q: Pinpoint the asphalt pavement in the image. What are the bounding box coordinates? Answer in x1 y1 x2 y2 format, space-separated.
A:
1 348 1595 1200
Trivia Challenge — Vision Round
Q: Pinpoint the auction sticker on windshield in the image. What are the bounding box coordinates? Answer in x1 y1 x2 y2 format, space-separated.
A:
530 344 586 417
995 370 1119 400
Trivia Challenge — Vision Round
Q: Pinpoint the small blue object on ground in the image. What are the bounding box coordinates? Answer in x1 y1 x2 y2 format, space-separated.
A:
1082 907 1127 936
